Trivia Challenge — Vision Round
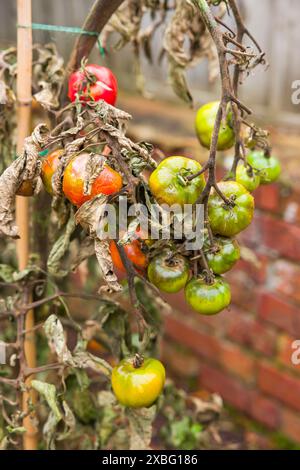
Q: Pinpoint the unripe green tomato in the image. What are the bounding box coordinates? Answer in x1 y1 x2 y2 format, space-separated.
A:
185 276 231 315
236 163 260 192
246 151 281 184
207 238 240 274
195 101 235 151
208 181 254 237
149 156 205 207
111 357 165 408
148 251 189 293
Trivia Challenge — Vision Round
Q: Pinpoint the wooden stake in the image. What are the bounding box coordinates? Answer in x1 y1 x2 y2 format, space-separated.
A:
16 0 37 451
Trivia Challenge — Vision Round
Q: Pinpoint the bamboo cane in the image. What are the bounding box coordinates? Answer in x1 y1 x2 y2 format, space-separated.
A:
16 0 37 451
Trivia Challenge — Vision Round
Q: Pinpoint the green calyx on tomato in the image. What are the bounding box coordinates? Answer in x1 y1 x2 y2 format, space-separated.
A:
206 237 240 275
111 355 166 408
148 250 190 293
236 163 260 192
195 101 235 151
246 150 281 184
208 181 254 237
185 276 231 315
148 156 205 207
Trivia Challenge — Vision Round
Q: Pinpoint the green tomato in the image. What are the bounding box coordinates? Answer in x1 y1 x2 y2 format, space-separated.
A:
208 181 254 237
206 237 240 274
246 150 281 184
148 250 189 293
185 276 231 315
149 156 205 206
195 101 235 151
111 357 165 408
236 163 260 192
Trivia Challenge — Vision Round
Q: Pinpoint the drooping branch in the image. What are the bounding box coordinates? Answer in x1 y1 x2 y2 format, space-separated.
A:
63 0 125 97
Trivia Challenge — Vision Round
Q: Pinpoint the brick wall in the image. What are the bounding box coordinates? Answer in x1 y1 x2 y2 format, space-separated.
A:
161 181 300 443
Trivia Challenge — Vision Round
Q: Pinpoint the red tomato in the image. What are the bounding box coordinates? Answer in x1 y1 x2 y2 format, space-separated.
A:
109 235 148 273
63 153 123 207
68 64 118 105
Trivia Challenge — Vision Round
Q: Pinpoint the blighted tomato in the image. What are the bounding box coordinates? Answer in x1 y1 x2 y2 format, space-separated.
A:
236 163 260 192
185 276 231 315
149 156 205 206
63 153 123 207
68 64 118 105
111 356 165 408
246 150 281 184
206 237 240 274
41 149 64 195
208 181 254 237
148 250 189 293
109 235 148 273
195 101 235 151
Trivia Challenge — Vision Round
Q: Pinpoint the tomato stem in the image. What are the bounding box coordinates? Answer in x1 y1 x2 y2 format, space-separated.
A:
133 353 144 369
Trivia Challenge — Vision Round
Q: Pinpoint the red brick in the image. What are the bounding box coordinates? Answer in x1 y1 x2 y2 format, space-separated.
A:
269 260 300 305
198 364 251 411
161 340 200 378
225 269 259 312
260 215 300 262
249 392 281 429
218 341 256 383
227 309 276 356
277 334 300 373
235 253 268 284
164 315 220 360
253 184 280 213
258 291 300 336
281 408 300 443
258 363 300 411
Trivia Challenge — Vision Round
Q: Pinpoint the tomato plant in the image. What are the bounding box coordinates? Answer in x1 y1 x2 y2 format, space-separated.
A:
68 64 118 105
111 356 166 408
246 150 281 184
147 250 189 293
149 156 205 206
185 276 231 315
208 181 254 237
206 237 240 275
195 101 235 151
63 152 123 206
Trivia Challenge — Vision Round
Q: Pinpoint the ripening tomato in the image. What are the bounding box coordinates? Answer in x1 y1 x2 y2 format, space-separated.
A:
147 250 189 293
41 149 64 195
236 163 260 192
185 276 231 315
246 150 281 184
68 64 118 105
63 153 123 207
149 156 205 207
109 236 148 273
206 237 240 275
208 181 254 237
195 101 235 151
111 356 165 408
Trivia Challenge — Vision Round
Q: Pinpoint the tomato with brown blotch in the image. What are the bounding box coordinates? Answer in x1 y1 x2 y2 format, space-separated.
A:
62 153 123 207
41 149 64 195
109 233 148 273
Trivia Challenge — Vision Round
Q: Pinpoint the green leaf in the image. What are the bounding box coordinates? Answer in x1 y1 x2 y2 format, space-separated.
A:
0 264 14 282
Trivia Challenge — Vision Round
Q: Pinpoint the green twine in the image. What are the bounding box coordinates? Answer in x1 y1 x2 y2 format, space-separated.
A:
17 22 105 57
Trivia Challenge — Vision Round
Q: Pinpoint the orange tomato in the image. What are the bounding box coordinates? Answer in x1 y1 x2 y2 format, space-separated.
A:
62 152 123 207
41 149 64 195
109 235 148 272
